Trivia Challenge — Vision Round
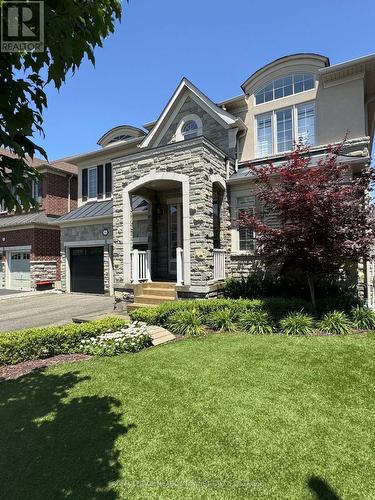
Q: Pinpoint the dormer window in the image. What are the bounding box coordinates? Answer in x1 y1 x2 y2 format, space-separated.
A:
108 134 132 145
182 120 199 140
255 73 315 105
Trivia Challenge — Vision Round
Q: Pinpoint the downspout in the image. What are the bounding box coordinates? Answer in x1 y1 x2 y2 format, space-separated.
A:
67 174 73 212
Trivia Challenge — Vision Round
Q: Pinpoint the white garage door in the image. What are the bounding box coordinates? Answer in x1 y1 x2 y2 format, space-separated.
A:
10 252 31 290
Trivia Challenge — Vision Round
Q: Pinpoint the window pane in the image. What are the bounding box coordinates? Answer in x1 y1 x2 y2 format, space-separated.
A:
297 103 315 145
255 74 315 105
274 87 283 99
255 93 265 104
276 108 293 152
88 168 97 198
256 114 273 156
237 196 256 251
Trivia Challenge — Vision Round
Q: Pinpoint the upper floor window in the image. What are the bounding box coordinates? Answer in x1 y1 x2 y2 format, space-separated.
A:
82 163 112 202
255 74 315 105
256 102 315 157
182 120 199 140
108 134 132 145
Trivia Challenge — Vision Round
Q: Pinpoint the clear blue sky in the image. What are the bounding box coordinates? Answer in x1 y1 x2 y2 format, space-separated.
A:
40 0 375 160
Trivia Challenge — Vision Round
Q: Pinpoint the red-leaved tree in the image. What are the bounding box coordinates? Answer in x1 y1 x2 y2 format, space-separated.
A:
239 144 375 309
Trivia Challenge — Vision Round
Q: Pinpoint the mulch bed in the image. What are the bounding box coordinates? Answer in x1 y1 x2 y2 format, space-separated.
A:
0 354 92 381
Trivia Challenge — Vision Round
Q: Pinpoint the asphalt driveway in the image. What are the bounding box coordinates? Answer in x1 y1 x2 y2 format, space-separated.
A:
0 293 115 332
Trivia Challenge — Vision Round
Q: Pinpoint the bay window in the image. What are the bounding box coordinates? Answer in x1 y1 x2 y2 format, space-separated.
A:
255 102 315 157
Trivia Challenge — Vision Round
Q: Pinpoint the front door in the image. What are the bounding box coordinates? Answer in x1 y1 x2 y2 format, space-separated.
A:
168 203 182 275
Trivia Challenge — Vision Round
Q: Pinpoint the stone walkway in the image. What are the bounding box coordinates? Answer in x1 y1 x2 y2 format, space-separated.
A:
147 325 176 346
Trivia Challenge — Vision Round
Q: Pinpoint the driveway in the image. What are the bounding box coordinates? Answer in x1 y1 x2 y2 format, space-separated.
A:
0 293 115 333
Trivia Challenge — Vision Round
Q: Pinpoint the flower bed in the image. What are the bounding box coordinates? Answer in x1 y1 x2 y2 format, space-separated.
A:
79 322 151 356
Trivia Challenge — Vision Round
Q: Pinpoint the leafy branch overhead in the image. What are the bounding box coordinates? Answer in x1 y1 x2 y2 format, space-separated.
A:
238 144 375 308
0 0 122 211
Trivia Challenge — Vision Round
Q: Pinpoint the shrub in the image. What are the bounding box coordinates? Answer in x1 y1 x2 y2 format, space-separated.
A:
128 307 158 325
0 317 128 366
279 312 314 336
206 308 237 332
262 297 312 321
318 311 351 335
350 306 375 330
167 308 205 337
79 322 151 356
240 310 273 335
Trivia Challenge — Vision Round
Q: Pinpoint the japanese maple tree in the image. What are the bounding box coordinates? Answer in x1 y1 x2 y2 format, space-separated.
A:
239 144 375 309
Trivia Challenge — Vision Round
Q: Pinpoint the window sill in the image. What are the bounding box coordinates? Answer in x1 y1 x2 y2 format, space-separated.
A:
230 251 256 257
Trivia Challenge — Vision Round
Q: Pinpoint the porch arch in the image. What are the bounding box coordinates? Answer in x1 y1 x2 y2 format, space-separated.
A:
123 172 191 285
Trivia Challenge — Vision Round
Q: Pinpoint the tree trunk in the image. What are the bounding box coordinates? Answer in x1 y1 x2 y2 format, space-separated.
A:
307 273 317 313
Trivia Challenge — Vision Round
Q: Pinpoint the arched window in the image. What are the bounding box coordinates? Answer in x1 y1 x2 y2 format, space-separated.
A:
181 120 199 140
255 74 315 105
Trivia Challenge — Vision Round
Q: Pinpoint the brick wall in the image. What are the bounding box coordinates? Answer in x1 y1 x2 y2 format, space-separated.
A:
42 172 78 216
0 227 61 281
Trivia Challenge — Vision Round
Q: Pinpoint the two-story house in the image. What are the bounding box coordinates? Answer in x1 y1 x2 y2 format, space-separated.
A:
57 52 375 307
0 150 77 291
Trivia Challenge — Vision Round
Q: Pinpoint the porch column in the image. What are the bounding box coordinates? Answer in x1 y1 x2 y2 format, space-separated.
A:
123 190 132 283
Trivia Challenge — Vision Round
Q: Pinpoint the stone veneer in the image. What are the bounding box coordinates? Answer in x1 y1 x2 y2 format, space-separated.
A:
60 222 113 293
112 137 235 299
30 260 58 289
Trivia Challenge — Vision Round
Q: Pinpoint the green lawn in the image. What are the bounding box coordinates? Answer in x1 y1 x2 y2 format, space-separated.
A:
1 333 375 500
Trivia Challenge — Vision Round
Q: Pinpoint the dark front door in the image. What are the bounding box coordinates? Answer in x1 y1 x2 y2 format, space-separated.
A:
70 246 104 294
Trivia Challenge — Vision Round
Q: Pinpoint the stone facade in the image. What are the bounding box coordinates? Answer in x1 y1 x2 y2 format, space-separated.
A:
60 222 113 293
30 260 58 289
112 136 234 297
159 96 233 156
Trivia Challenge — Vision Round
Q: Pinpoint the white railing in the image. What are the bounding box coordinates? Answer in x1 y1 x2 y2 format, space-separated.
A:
131 249 151 283
213 249 225 280
176 247 184 285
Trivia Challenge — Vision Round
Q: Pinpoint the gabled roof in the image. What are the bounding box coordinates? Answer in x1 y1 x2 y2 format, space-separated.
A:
139 78 246 149
0 147 77 175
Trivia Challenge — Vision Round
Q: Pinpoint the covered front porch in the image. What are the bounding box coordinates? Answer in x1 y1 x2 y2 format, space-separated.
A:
123 172 226 290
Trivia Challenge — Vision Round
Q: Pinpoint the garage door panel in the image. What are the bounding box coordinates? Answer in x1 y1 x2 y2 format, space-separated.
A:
10 252 31 291
70 247 104 294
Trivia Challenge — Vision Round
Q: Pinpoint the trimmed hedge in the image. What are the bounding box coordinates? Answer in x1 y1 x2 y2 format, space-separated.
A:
128 298 312 326
0 317 128 366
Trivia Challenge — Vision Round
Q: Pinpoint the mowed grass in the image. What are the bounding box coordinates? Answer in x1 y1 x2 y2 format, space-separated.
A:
1 333 375 500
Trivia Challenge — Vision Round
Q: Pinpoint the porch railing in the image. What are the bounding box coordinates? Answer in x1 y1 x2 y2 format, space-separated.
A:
131 249 151 283
176 247 184 285
213 249 225 280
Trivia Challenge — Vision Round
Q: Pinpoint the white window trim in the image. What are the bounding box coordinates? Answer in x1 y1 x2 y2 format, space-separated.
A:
255 101 316 158
175 114 203 142
231 189 257 254
81 164 113 205
254 74 316 106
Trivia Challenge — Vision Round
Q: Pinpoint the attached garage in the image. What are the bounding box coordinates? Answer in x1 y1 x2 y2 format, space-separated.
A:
9 251 31 291
70 246 104 294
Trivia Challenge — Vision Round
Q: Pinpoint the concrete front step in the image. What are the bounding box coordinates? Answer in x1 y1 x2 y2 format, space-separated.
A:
127 302 158 311
136 294 175 305
141 287 176 298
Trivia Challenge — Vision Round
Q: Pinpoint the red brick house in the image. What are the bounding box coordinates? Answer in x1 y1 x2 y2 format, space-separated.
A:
0 151 77 291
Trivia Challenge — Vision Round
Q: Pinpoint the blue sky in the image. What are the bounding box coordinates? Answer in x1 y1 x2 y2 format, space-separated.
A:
40 0 375 160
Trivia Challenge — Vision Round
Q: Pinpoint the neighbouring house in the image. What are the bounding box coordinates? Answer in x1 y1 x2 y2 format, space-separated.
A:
0 150 77 291
56 52 375 308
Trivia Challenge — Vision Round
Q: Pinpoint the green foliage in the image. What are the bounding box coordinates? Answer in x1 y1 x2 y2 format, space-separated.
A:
206 308 237 333
350 306 375 330
0 0 122 211
128 307 158 325
318 311 351 335
0 317 127 365
279 313 314 336
167 309 205 337
78 323 152 356
240 310 273 335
